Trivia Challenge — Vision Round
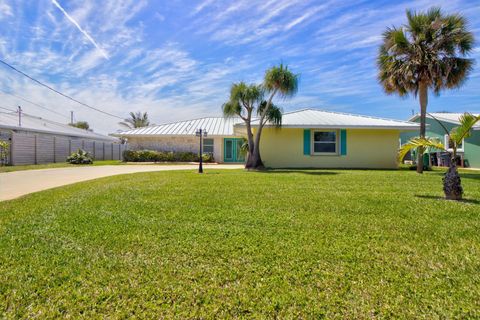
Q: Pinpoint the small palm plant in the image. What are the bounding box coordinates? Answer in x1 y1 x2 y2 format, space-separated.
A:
399 113 480 200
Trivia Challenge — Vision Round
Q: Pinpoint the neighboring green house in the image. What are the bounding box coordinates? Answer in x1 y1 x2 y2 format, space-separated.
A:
400 113 480 168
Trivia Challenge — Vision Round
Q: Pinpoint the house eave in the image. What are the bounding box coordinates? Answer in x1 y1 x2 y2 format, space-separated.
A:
235 124 420 130
111 133 237 138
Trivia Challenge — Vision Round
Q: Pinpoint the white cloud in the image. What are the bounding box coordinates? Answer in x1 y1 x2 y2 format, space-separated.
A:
51 0 109 59
0 0 12 19
284 5 326 31
191 0 216 15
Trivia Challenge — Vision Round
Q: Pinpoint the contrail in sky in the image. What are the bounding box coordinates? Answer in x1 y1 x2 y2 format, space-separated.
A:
51 0 109 59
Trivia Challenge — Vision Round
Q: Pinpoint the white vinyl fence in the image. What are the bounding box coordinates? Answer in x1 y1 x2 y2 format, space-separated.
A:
4 131 125 165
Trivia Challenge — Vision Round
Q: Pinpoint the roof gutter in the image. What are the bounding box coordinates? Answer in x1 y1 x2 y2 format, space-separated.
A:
111 133 237 138
235 124 420 130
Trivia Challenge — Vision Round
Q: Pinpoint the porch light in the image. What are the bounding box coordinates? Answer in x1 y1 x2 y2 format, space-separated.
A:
195 129 208 173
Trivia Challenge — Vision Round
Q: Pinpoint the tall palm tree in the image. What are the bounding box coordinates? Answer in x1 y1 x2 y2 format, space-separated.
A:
399 113 480 200
223 64 298 169
377 7 475 174
119 112 150 130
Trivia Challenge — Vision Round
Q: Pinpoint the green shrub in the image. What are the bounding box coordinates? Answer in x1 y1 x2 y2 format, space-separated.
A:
123 150 214 163
202 153 214 163
67 149 93 164
122 150 139 162
0 140 9 166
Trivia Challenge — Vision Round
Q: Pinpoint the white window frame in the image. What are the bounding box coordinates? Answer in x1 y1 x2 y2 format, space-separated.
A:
311 130 338 155
444 134 464 152
203 138 214 154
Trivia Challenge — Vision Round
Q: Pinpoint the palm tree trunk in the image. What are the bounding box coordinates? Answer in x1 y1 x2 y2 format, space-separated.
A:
443 159 463 200
245 114 255 169
245 124 265 170
417 82 428 174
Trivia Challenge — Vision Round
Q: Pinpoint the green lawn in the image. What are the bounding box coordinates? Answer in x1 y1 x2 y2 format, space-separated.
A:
0 160 124 173
1 169 479 318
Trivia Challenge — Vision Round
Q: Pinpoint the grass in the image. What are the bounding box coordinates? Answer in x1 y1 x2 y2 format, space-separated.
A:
1 169 479 318
0 160 124 173
0 161 213 173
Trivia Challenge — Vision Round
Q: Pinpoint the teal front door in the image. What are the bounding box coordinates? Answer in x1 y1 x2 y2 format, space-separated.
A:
224 138 245 163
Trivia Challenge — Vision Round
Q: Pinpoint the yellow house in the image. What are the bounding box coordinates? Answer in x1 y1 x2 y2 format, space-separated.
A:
115 109 419 169
238 109 419 169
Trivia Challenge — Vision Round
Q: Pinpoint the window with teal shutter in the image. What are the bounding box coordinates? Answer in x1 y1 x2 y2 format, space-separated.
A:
303 129 311 155
340 129 347 156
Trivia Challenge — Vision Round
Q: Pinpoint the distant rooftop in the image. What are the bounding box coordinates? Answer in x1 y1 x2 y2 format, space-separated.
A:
114 117 243 136
409 112 480 130
0 111 118 141
248 108 420 130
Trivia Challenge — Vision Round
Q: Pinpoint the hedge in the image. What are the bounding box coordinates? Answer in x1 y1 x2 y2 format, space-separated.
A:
123 150 214 163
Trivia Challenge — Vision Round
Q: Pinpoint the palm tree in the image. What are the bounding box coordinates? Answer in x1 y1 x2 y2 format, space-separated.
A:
377 7 475 174
399 113 480 200
223 64 298 169
119 112 150 130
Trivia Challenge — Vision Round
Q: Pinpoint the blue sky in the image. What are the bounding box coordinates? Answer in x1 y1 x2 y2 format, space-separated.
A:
0 0 479 134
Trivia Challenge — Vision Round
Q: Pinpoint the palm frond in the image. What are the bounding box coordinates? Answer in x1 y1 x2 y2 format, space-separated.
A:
378 7 475 97
258 103 282 126
450 113 480 143
398 137 445 161
119 111 150 129
222 101 242 117
263 63 299 98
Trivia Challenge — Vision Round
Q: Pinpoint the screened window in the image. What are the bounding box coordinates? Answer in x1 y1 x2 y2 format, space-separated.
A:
313 131 337 154
203 138 214 154
444 135 464 151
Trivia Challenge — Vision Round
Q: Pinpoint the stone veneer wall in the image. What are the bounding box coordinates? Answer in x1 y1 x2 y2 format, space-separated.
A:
126 136 224 163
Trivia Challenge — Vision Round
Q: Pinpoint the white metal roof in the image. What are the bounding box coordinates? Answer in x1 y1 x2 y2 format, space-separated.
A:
409 112 480 130
248 108 420 130
0 111 118 141
114 117 243 137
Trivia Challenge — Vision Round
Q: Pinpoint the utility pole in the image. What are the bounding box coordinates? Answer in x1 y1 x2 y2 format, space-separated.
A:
17 106 22 127
70 111 74 124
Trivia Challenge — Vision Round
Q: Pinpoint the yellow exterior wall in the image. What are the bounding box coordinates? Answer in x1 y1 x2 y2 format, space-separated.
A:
258 128 400 169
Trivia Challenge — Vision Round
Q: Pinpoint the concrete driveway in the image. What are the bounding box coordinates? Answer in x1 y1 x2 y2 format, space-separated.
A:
0 164 243 201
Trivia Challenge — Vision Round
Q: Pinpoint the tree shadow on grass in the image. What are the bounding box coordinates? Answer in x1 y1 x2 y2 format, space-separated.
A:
415 194 480 205
459 173 480 181
431 172 480 181
257 170 339 176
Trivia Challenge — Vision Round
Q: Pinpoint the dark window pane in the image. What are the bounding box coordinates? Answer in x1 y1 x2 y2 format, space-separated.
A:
225 140 233 158
314 131 336 142
314 143 336 153
203 139 214 153
203 146 214 153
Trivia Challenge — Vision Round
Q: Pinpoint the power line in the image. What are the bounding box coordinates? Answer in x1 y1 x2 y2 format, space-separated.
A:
0 105 17 113
0 58 124 120
0 90 70 120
